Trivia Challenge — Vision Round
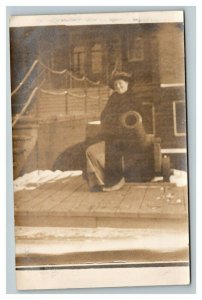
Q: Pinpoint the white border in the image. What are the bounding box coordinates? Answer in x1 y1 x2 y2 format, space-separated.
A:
9 11 184 27
16 266 190 290
0 3 6 297
3 1 199 296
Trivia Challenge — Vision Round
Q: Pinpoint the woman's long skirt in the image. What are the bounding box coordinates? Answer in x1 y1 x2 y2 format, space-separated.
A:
86 140 125 190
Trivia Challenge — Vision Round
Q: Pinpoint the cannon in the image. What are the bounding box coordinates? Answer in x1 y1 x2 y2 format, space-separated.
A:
86 111 171 182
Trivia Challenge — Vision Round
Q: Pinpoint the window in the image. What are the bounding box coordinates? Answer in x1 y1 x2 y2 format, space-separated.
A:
128 36 144 62
91 43 103 74
173 100 186 136
73 46 85 74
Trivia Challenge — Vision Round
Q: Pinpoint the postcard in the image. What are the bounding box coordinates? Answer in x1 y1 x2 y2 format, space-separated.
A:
10 11 190 290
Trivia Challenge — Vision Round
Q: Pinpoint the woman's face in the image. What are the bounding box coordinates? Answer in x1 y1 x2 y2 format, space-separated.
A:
114 79 129 94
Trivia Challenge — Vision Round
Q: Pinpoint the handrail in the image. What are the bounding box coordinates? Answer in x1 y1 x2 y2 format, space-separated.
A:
85 77 100 85
38 60 67 75
67 90 86 98
12 87 38 127
40 89 67 96
11 60 39 96
38 60 100 85
40 88 86 98
67 72 85 82
11 58 101 97
86 94 100 100
40 88 102 100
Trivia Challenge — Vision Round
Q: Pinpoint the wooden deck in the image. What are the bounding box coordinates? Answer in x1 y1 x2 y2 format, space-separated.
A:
14 173 189 229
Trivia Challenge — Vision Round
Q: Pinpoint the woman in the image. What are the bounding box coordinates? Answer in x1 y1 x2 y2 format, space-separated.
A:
86 72 144 192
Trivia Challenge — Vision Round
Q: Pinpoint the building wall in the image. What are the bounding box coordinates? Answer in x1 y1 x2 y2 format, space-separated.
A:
157 23 185 85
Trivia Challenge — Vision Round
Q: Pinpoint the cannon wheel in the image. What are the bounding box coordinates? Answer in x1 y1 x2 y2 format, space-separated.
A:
162 155 171 181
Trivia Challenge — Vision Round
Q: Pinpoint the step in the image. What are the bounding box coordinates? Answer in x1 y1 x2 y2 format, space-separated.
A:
13 147 25 155
12 115 39 127
13 124 39 130
16 115 37 121
13 135 32 141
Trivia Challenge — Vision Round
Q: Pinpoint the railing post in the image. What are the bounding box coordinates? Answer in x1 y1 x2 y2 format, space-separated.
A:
36 63 41 121
84 78 87 113
65 92 69 115
36 87 40 120
98 83 101 112
70 71 73 89
65 71 68 115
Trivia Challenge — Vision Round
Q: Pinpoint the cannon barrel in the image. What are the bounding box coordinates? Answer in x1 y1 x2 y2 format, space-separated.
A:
120 111 142 129
87 111 148 147
119 110 147 142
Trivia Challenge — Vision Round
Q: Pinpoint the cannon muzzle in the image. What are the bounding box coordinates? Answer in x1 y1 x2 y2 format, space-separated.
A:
120 110 151 148
120 111 142 129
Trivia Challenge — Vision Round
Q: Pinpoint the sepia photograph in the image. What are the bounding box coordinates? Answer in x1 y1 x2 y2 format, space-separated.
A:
9 11 190 290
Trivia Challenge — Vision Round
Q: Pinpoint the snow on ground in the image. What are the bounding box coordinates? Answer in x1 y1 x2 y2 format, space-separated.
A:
15 226 189 256
14 170 82 192
13 168 187 193
169 169 187 187
150 169 187 187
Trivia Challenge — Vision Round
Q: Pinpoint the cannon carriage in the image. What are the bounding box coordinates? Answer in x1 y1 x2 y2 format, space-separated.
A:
86 110 171 183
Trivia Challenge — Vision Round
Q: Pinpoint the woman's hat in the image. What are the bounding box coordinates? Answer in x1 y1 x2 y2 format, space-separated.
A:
109 71 133 89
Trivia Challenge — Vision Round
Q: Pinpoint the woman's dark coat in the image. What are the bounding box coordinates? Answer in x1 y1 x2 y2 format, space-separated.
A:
100 89 143 138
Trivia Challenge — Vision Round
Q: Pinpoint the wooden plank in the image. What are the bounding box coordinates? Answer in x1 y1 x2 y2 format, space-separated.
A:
15 175 83 212
51 182 92 213
161 186 187 218
15 172 73 200
14 172 75 210
57 184 131 217
54 183 109 215
90 185 131 216
68 186 110 216
15 212 189 228
116 185 147 216
32 176 84 212
14 181 65 209
66 185 100 212
138 186 165 216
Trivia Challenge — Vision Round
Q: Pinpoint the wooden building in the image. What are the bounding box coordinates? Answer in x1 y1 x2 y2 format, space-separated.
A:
10 22 187 177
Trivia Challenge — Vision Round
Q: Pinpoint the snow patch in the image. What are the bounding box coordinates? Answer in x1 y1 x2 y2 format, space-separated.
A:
15 226 189 255
14 170 82 192
169 169 187 187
